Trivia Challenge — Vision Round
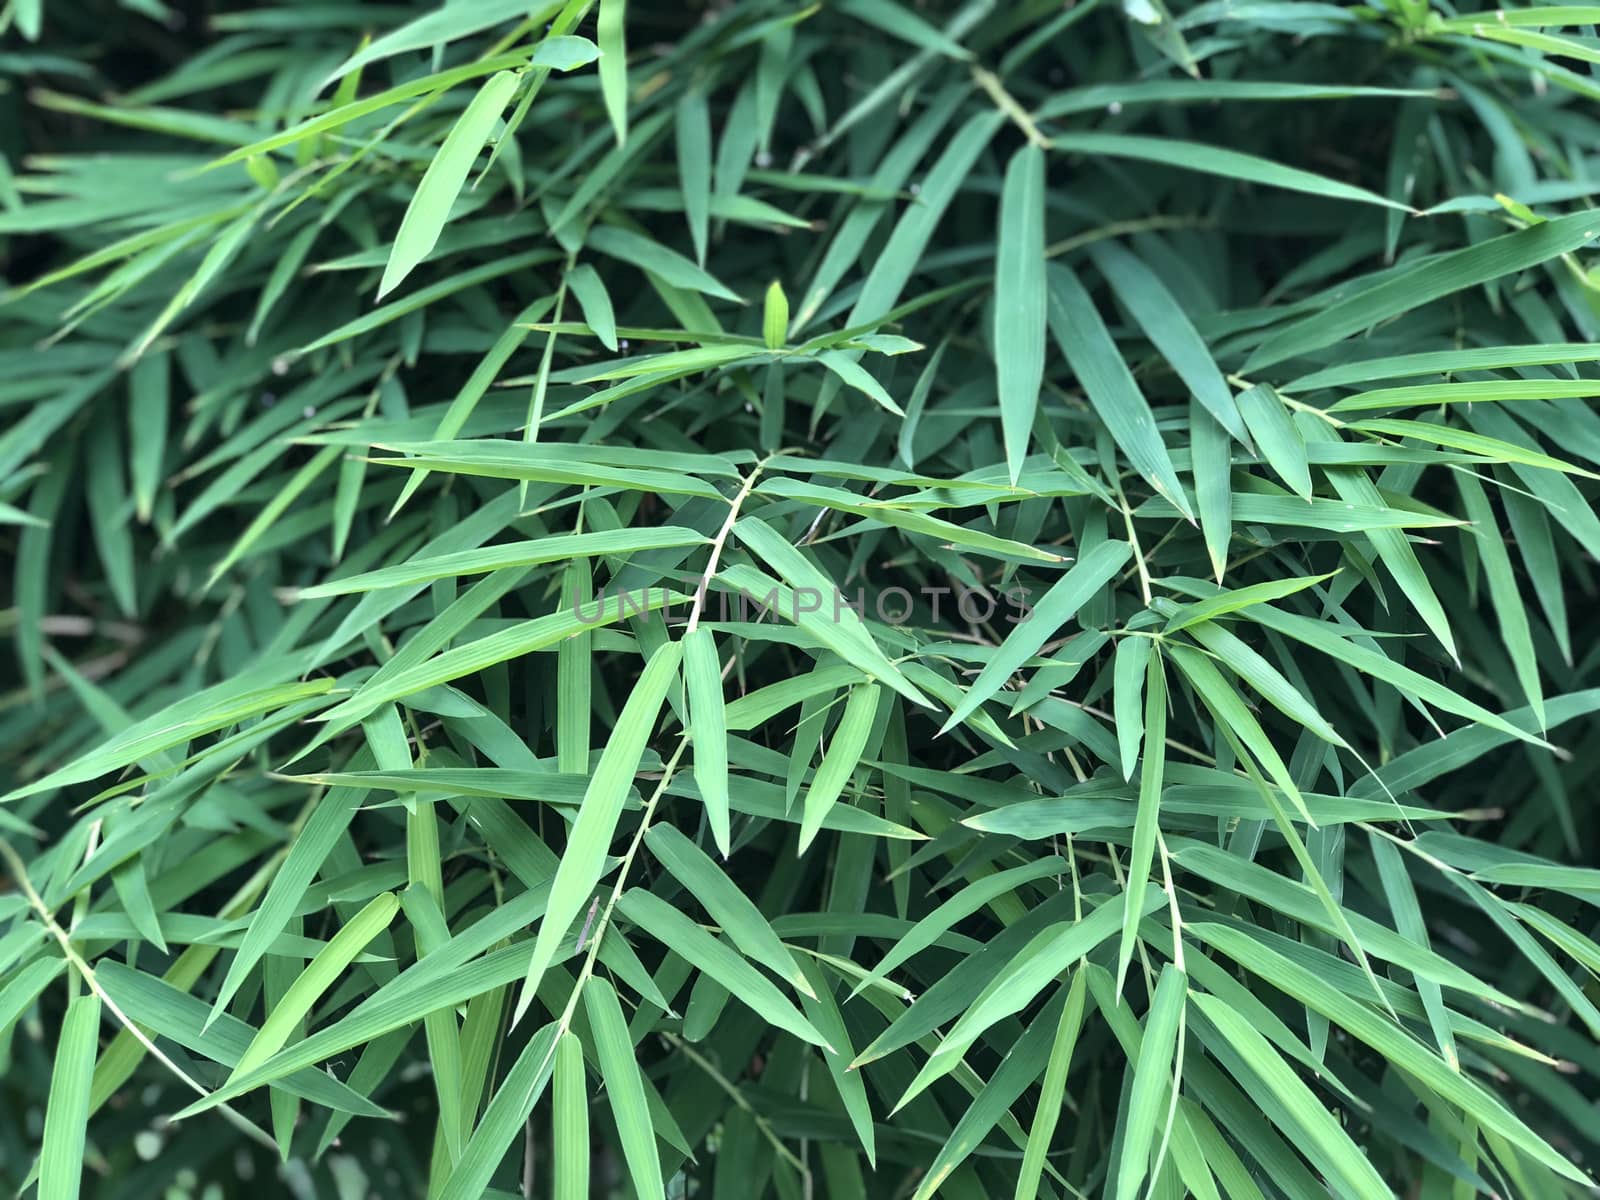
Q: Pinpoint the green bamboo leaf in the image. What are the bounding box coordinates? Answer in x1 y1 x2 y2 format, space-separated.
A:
317 588 688 731
565 263 618 351
1117 965 1186 1200
1235 384 1311 498
110 858 166 955
126 350 169 523
1163 573 1333 632
1090 241 1247 442
586 224 741 302
293 768 599 806
729 518 929 706
616 888 829 1047
996 143 1046 483
297 527 706 597
584 977 665 1198
1174 842 1530 1008
681 627 732 855
402 804 463 1165
173 894 553 1119
1369 834 1458 1070
676 87 712 265
1458 472 1544 727
1282 341 1600 392
380 71 520 298
387 296 549 516
1113 636 1152 782
513 639 682 1023
1118 650 1166 996
644 824 813 997
1186 621 1347 748
14 0 40 39
795 957 876 1163
1167 643 1311 822
4 674 332 804
895 887 1162 1107
1318 456 1457 660
846 110 1002 327
0 958 65 1041
1437 6 1600 28
1193 923 1587 1184
850 857 1068 1000
40 992 99 1200
799 683 880 852
1047 263 1193 518
1449 874 1600 1038
1190 401 1233 581
1248 212 1600 370
206 768 372 1027
763 280 789 350
912 986 1061 1200
435 1022 561 1200
96 962 387 1117
558 557 594 781
324 7 580 82
757 477 1065 562
371 443 723 498
1012 971 1087 1200
1190 989 1391 1200
1052 131 1408 211
1350 416 1594 477
552 1031 589 1200
814 350 904 416
838 0 974 57
1222 596 1546 746
940 539 1132 732
1142 488 1461 532
597 0 628 145
1329 378 1600 413
230 892 399 1080
301 252 557 355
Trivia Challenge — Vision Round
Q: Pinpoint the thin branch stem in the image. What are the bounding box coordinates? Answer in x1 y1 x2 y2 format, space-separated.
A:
687 455 771 634
972 66 1052 148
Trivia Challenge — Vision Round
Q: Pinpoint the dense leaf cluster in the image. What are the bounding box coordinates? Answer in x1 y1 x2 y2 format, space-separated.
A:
3 2 1600 1198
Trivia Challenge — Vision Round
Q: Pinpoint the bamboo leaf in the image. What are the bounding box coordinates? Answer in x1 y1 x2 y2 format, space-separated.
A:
996 143 1047 483
380 71 520 298
1118 649 1166 996
1190 989 1391 1200
230 892 399 1080
597 0 628 145
1090 241 1247 442
552 1031 589 1200
941 539 1133 732
617 888 829 1046
799 683 880 852
584 977 665 1198
1118 965 1186 1200
1248 212 1600 370
514 639 682 1023
763 280 789 350
436 1022 561 1200
1235 384 1311 499
1052 131 1409 211
1047 263 1192 518
644 824 812 996
681 627 732 855
40 993 99 1200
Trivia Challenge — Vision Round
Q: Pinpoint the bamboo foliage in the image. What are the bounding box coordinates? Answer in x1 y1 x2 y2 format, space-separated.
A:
3 2 1600 1197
